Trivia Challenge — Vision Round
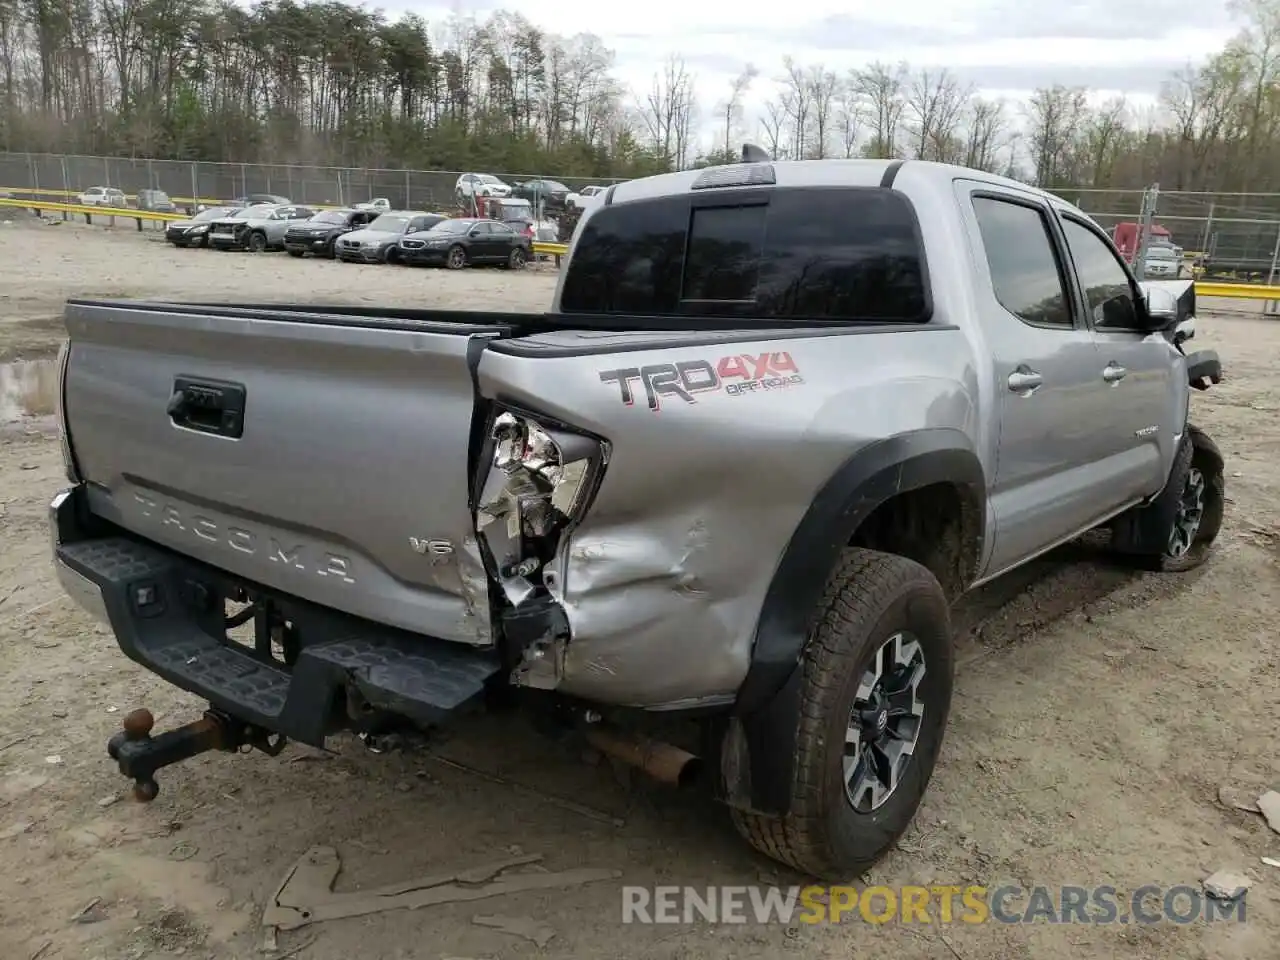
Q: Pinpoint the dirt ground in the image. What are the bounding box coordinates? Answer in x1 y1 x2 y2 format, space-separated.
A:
0 219 1277 960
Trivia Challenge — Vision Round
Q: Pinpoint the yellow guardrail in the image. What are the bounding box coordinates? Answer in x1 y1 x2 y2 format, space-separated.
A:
531 240 568 258
0 185 223 208
1195 281 1280 301
0 195 176 225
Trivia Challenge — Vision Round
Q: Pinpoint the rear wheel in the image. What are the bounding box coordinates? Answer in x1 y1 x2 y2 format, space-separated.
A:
730 548 954 880
505 247 527 270
446 245 467 270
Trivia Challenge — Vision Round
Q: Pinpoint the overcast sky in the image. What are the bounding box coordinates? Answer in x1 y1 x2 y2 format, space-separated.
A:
392 0 1244 145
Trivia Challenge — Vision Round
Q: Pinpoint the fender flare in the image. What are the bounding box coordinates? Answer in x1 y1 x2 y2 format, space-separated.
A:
722 429 986 816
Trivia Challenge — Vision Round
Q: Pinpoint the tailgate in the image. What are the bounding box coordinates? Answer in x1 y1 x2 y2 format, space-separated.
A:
62 300 507 646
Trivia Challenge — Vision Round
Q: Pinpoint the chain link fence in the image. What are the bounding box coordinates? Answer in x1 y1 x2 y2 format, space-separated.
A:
1072 187 1280 281
5 153 1280 281
0 152 625 211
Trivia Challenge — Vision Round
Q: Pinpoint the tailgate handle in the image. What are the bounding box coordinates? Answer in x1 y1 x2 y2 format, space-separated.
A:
167 377 246 438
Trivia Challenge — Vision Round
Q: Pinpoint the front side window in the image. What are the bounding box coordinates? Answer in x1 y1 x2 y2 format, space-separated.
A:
1061 218 1140 330
560 187 928 322
972 196 1072 328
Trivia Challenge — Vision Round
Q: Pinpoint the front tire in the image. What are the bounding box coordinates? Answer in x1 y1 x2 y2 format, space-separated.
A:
1113 427 1225 572
731 548 954 880
446 245 467 270
247 231 267 253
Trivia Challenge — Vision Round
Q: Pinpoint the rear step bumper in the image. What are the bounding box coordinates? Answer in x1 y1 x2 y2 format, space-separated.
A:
50 489 502 747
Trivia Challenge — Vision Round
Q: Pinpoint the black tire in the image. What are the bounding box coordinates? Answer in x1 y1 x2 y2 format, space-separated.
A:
382 245 399 265
287 249 305 258
731 548 954 880
247 231 267 253
445 245 467 270
504 247 527 270
1112 427 1225 572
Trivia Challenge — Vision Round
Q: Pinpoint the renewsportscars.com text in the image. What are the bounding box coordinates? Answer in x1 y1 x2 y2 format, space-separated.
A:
621 884 1247 925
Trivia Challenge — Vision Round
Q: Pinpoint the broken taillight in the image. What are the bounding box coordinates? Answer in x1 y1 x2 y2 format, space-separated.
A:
475 409 608 607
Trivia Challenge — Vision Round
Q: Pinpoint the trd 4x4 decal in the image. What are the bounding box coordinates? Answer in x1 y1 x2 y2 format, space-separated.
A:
599 352 804 411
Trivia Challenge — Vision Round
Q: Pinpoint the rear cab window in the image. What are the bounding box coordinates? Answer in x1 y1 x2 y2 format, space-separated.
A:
558 187 930 323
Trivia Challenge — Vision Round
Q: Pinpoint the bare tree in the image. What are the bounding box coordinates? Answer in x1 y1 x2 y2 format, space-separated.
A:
720 63 758 156
905 67 971 162
963 98 1007 172
1025 84 1089 187
806 65 839 158
759 95 789 159
834 79 862 158
638 54 698 169
780 56 810 159
854 61 906 158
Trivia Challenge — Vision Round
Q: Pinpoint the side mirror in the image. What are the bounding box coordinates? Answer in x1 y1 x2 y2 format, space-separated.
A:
1096 292 1140 330
1141 287 1180 332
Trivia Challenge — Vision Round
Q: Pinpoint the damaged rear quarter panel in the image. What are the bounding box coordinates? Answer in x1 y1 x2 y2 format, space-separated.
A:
477 328 976 707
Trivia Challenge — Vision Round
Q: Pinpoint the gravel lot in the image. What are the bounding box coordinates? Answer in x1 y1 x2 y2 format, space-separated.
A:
1 220 1278 960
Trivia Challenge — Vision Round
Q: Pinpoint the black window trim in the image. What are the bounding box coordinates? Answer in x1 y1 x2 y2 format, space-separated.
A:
561 184 935 327
1056 211 1147 334
970 189 1080 332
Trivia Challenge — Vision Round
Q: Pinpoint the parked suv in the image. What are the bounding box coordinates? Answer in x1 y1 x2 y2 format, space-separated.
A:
136 189 177 213
77 186 127 207
47 154 1226 881
284 209 377 259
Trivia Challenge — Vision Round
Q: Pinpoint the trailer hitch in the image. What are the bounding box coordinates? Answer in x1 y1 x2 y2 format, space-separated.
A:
107 707 287 801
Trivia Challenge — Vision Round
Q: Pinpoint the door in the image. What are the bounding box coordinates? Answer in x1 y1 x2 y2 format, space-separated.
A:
469 221 498 261
267 207 297 242
1058 213 1176 502
960 186 1112 576
488 222 518 261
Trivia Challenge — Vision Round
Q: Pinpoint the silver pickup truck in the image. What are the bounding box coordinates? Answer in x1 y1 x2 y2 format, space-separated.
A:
48 154 1225 880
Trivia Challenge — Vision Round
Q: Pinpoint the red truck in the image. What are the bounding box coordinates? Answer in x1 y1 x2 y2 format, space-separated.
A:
1113 221 1172 261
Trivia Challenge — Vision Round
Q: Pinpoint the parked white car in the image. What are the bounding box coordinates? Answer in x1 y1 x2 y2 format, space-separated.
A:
354 198 391 212
566 184 607 209
78 186 128 207
1143 244 1184 279
455 174 511 202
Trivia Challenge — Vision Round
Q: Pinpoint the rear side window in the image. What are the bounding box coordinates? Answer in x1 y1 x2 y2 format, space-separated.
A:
972 196 1072 328
559 187 929 322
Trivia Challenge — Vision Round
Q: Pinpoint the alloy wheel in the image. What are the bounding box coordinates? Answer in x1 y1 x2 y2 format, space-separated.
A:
1167 466 1206 558
842 632 927 812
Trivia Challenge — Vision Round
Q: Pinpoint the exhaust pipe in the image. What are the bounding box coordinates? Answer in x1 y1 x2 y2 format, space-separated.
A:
584 726 702 788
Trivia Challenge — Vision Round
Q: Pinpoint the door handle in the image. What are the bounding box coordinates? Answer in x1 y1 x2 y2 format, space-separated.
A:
1007 368 1043 394
1102 363 1127 383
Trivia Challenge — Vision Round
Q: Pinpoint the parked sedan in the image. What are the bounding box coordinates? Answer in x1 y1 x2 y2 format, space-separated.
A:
397 217 532 270
164 206 237 248
208 203 317 251
510 179 571 215
335 211 443 263
284 208 377 259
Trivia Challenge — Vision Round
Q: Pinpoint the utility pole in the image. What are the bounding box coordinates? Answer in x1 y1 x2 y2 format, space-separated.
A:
1133 183 1159 279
